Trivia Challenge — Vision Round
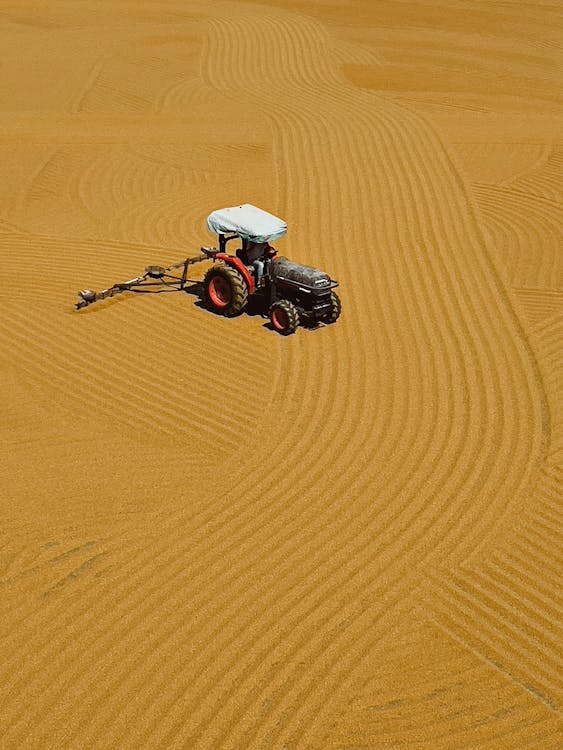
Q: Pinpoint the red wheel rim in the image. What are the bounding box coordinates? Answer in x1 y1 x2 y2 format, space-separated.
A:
208 275 231 307
271 307 288 331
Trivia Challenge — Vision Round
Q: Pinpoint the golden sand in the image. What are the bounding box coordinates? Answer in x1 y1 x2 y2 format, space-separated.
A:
1 1 561 747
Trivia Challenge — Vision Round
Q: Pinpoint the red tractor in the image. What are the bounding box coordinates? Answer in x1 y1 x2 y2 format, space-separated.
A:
202 204 341 334
75 204 341 335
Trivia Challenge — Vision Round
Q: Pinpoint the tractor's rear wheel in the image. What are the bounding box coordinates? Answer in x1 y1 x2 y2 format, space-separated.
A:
203 265 248 317
269 300 299 335
324 291 341 324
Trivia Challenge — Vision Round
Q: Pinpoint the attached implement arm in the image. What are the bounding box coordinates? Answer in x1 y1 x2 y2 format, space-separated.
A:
75 249 217 310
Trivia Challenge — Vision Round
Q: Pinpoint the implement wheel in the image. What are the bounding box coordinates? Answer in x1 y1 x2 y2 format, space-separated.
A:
203 265 248 317
323 291 341 324
269 300 299 335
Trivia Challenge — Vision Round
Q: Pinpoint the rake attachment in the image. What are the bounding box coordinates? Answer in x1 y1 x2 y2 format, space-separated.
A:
75 249 216 310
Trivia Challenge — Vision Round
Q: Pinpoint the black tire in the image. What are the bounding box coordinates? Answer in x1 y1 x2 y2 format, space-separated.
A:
324 291 341 324
269 299 300 335
203 265 248 317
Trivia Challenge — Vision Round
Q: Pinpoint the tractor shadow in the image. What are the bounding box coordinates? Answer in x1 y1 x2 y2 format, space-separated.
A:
76 281 322 334
187 283 322 333
190 285 272 330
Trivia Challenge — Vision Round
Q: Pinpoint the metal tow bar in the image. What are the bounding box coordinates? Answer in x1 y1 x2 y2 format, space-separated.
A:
75 249 217 310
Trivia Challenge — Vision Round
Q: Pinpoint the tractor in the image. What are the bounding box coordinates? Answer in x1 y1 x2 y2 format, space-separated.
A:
75 204 341 335
202 204 341 334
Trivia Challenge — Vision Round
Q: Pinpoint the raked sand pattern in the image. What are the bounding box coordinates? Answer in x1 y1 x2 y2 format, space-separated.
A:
1 1 561 748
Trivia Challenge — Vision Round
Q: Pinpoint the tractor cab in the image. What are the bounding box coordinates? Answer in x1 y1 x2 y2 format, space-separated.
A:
206 204 286 285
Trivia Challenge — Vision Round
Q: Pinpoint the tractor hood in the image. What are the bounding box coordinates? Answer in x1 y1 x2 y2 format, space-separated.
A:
207 204 287 243
271 257 333 290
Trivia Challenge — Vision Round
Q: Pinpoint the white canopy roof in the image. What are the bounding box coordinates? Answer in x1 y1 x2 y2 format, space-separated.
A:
207 204 287 243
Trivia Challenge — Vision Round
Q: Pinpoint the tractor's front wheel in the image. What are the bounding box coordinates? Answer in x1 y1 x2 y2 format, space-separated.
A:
203 265 248 317
269 300 299 335
323 291 341 324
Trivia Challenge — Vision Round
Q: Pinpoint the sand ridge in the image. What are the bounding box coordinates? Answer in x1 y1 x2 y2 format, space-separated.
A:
1 1 561 748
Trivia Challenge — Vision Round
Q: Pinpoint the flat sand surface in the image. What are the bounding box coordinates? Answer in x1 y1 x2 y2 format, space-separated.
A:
1 1 562 747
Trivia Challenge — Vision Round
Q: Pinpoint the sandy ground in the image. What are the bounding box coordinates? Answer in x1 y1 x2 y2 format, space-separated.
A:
1 1 562 747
